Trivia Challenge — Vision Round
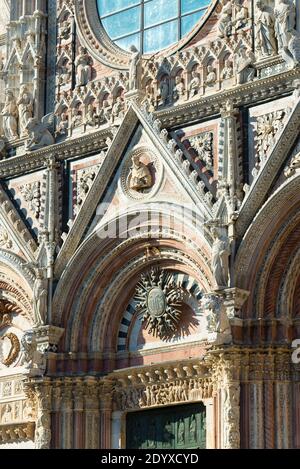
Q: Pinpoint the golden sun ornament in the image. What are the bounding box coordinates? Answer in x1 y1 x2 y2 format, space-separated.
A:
134 268 184 340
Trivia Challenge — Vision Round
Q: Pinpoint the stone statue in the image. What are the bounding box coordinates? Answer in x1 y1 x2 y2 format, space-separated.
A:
218 0 233 37
35 413 51 449
0 138 6 159
286 29 300 67
201 293 231 343
33 270 48 326
255 1 277 58
201 294 223 334
274 0 296 52
159 77 169 106
173 75 185 101
75 46 92 87
221 59 233 79
85 104 96 127
17 84 34 138
206 65 217 85
128 45 141 91
189 70 201 97
111 97 125 123
235 47 255 84
234 2 248 30
1 90 18 140
129 155 152 191
25 114 55 151
20 330 37 369
211 226 230 289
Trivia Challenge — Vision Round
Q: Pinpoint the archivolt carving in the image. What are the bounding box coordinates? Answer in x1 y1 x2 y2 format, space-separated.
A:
235 174 300 287
277 246 300 319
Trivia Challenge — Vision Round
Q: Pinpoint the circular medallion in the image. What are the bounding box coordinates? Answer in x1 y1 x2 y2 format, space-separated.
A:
0 333 20 367
147 287 166 318
120 147 163 201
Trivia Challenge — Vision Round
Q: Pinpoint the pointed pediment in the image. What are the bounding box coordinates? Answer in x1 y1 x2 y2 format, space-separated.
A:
55 104 214 277
0 184 38 262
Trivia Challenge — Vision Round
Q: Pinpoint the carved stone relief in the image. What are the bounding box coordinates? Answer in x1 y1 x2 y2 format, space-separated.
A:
120 147 161 201
254 110 285 171
134 268 185 339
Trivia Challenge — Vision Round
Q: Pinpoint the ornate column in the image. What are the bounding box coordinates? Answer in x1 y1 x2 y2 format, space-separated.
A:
60 379 73 449
84 378 100 449
30 379 52 449
275 351 292 448
216 353 241 449
100 380 113 449
73 379 84 449
249 353 264 448
111 411 123 449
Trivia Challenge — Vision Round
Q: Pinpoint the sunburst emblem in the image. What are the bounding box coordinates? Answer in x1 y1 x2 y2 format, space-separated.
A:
134 268 184 339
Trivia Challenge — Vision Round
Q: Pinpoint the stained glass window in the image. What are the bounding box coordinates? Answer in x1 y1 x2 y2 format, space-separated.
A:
97 0 210 54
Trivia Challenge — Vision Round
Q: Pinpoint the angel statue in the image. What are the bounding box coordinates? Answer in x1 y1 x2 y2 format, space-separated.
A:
25 114 55 151
211 226 230 290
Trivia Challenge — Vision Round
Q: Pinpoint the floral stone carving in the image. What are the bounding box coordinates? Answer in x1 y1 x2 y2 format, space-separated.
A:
134 268 184 339
254 110 285 170
190 132 214 170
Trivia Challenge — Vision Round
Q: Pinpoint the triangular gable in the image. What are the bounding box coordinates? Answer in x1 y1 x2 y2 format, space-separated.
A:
55 103 214 277
0 184 38 262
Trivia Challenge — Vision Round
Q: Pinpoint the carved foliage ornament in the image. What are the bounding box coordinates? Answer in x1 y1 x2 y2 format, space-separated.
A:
0 333 20 367
134 268 184 339
190 132 214 170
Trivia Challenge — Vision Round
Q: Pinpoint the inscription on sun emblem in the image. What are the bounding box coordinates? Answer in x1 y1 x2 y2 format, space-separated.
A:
147 287 166 317
134 268 184 339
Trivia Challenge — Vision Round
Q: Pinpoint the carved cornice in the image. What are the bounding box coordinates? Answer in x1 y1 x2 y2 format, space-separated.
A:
0 128 113 178
156 68 300 128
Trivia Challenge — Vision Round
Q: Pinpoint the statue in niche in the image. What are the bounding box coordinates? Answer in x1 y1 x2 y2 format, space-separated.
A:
211 226 230 289
274 0 296 52
221 59 233 79
111 97 125 123
59 19 71 41
235 47 256 84
255 1 277 58
33 270 48 326
128 45 141 91
20 330 37 369
129 154 152 191
178 419 185 445
234 2 248 30
218 0 233 37
25 114 55 151
85 104 97 127
17 85 34 138
75 46 92 87
1 90 18 140
189 69 201 97
56 110 69 136
206 65 217 86
159 76 169 106
173 75 185 101
2 404 12 423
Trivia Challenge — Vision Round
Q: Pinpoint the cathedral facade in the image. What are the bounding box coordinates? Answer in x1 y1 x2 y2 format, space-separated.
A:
0 0 299 449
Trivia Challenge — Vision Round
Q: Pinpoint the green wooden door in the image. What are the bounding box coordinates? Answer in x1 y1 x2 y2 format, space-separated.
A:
126 403 206 449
